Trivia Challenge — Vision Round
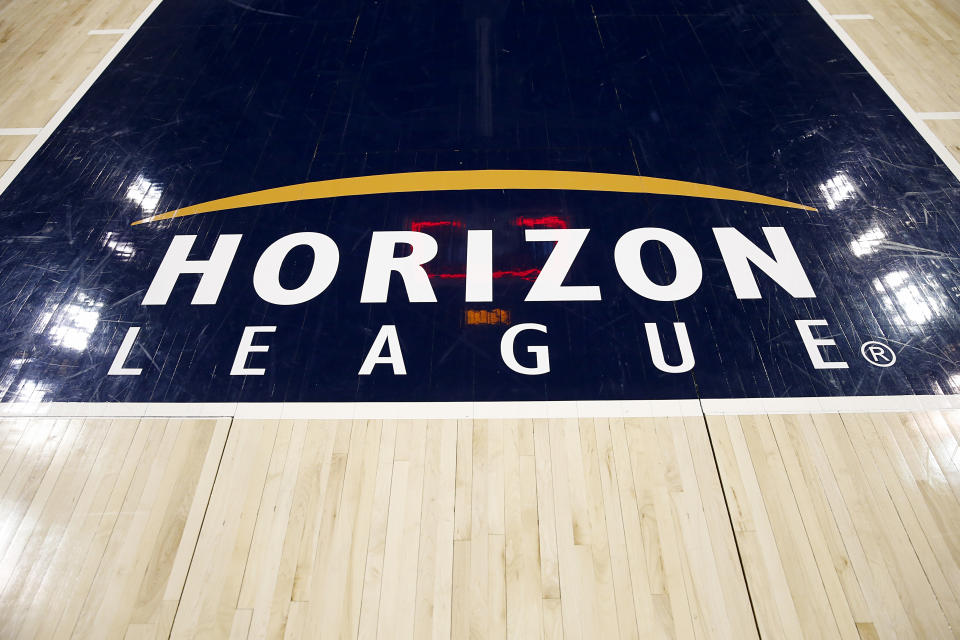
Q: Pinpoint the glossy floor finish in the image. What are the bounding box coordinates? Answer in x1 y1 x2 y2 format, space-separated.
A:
0 1 959 639
2 413 960 639
0 0 958 404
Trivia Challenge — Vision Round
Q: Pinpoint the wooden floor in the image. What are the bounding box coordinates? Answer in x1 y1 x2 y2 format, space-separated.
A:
1 0 960 638
1 413 960 638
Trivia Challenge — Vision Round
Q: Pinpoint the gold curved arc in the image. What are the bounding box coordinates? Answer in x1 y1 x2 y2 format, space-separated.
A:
131 169 816 225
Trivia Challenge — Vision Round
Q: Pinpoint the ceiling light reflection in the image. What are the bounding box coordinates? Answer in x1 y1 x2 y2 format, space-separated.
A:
37 293 104 352
851 227 885 257
949 374 960 393
126 174 162 213
103 232 136 261
872 270 944 328
12 379 50 403
884 271 909 288
819 173 856 210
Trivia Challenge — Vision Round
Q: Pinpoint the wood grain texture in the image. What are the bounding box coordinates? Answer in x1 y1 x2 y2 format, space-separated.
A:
3 412 960 638
0 417 229 640
708 411 960 640
0 137 34 163
820 0 960 160
163 417 756 640
0 0 152 129
822 0 960 114
0 0 155 180
928 119 960 162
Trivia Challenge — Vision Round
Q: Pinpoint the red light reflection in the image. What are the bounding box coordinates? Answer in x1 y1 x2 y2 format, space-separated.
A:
410 218 554 283
411 220 464 232
429 268 541 282
515 215 568 229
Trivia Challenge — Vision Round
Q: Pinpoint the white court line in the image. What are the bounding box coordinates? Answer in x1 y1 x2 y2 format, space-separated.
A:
0 0 165 197
88 29 130 36
918 112 960 120
0 396 956 419
832 14 874 20
0 128 42 136
806 0 960 183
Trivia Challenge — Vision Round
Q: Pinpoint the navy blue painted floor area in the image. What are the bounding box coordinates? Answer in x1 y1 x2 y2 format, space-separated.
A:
0 0 957 403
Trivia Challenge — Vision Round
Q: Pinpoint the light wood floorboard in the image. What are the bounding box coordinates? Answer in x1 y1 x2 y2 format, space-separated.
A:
0 0 155 180
929 119 960 162
164 417 756 640
821 0 960 160
0 0 152 130
0 416 230 640
5 412 960 637
822 0 960 113
707 410 960 640
0 137 34 164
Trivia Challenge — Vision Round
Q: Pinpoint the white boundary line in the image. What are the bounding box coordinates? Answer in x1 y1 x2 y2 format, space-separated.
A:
0 0 164 198
832 14 874 20
0 0 957 420
0 396 956 419
806 0 960 183
88 29 130 36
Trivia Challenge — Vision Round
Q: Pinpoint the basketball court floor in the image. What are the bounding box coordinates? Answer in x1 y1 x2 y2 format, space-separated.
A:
0 0 959 638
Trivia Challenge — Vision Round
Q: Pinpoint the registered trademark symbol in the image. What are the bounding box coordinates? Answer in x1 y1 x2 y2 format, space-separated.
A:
861 341 896 367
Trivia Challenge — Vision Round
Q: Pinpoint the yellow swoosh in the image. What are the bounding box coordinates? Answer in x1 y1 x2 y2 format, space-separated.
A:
131 169 816 225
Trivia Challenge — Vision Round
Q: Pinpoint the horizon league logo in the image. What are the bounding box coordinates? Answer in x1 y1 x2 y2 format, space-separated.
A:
107 226 855 379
